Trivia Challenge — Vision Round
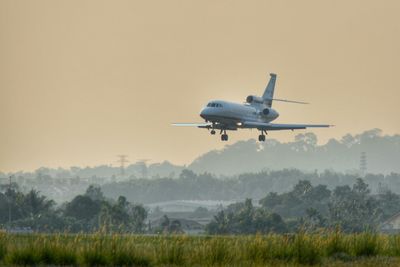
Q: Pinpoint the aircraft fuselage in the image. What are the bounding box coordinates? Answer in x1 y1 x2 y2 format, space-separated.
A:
200 100 279 130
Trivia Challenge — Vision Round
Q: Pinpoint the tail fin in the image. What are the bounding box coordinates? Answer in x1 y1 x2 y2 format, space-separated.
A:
262 73 277 107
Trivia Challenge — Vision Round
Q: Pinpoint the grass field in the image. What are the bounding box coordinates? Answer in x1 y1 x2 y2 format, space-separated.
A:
1 231 400 266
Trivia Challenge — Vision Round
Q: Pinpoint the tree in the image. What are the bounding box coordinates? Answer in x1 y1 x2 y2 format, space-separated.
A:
206 198 287 234
293 180 313 199
377 189 400 220
22 189 55 218
64 195 101 221
259 192 282 210
85 185 104 201
329 179 381 232
130 204 147 232
205 211 229 234
303 208 326 231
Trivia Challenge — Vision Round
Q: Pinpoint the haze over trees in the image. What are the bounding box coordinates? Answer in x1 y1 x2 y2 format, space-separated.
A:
190 129 400 175
1 129 399 204
0 129 399 234
1 129 398 181
1 177 399 234
207 178 399 234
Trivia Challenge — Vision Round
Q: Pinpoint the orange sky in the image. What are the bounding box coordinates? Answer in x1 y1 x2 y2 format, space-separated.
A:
1 0 399 172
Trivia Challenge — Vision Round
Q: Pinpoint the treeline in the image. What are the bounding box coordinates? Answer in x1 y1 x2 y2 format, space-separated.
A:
101 169 400 204
3 129 399 179
1 177 399 234
190 129 400 175
207 178 399 234
5 168 400 206
0 185 147 233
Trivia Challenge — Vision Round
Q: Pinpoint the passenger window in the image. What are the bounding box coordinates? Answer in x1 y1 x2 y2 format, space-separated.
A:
211 103 215 107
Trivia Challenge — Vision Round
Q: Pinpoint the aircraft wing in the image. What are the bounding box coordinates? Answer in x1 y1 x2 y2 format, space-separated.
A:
172 123 212 129
242 121 331 131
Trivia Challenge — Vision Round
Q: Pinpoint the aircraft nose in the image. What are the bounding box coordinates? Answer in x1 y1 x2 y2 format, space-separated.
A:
200 107 211 120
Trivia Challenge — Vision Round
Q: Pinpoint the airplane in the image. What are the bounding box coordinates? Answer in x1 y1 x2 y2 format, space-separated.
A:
173 73 331 141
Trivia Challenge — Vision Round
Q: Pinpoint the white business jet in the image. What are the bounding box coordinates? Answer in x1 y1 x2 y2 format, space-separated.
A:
173 73 331 141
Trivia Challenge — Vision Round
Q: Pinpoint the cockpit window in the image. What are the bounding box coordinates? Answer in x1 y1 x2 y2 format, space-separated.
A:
207 102 223 108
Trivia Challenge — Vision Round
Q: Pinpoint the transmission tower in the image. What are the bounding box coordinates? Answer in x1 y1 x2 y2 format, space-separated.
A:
359 152 367 177
116 155 129 177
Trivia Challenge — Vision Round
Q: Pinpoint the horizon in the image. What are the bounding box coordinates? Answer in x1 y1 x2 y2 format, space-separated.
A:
1 127 396 173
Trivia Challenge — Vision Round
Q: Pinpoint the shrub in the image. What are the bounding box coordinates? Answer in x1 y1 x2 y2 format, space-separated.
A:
352 232 380 257
7 248 40 266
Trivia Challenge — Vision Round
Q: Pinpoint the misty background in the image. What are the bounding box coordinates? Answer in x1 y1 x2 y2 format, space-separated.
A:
1 129 399 204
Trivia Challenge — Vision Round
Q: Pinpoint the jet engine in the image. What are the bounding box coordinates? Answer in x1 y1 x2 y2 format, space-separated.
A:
261 108 279 119
262 108 270 115
246 95 264 104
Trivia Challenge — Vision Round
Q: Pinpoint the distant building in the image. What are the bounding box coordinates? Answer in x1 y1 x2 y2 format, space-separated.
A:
380 213 400 233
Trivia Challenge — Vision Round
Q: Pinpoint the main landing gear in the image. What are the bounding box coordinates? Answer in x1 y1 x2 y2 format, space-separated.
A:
220 129 228 141
258 130 267 142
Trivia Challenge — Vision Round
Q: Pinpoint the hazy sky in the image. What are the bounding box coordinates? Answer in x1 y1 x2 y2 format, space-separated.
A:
1 0 399 172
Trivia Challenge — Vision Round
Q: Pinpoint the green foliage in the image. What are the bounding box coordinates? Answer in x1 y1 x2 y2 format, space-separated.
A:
0 234 7 261
111 249 150 267
0 232 400 266
65 195 101 221
82 249 109 266
6 247 40 266
203 237 233 265
325 229 349 257
329 179 381 232
292 232 322 265
206 199 287 234
259 179 332 220
156 238 185 265
1 185 148 234
352 233 380 257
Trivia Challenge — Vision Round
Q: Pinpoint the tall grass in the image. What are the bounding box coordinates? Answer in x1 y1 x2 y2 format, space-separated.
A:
0 232 400 266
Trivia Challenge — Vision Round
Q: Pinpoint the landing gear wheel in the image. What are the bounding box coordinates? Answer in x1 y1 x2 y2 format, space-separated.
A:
210 130 216 135
258 135 266 142
221 134 228 141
